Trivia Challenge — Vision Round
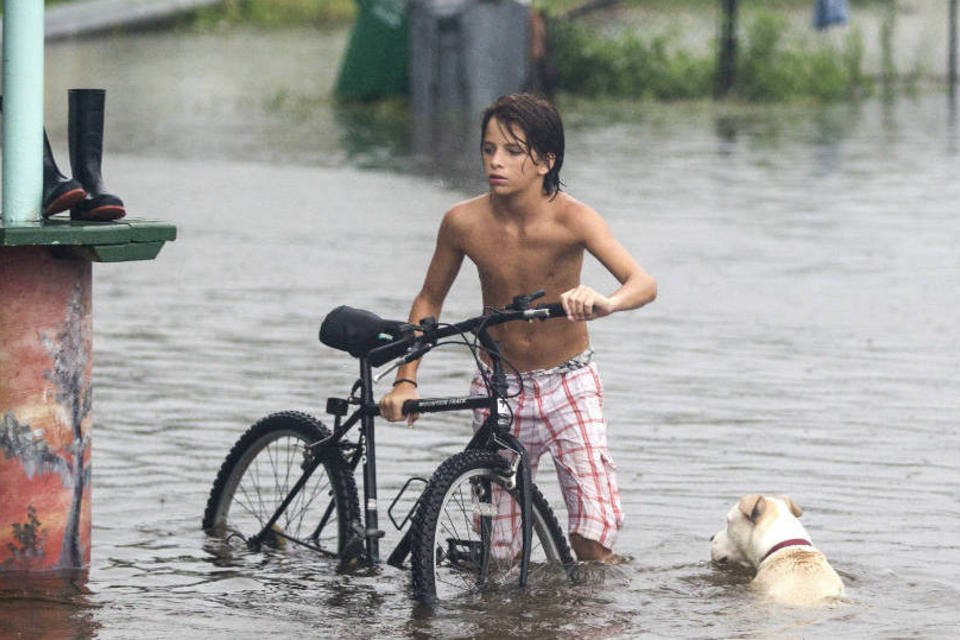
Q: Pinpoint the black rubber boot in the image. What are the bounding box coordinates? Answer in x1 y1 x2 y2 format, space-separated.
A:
68 89 125 221
43 129 87 217
0 95 85 217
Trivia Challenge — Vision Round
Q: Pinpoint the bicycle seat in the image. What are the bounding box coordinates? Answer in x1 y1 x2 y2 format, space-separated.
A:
319 306 409 365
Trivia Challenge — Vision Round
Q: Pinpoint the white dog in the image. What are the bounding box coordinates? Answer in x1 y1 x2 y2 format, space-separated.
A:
711 494 844 606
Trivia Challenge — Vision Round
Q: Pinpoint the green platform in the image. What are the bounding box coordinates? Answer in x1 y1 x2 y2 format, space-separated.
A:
0 218 177 262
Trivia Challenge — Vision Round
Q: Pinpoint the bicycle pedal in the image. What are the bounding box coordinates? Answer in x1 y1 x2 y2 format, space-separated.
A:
264 524 287 550
336 553 363 574
336 532 365 573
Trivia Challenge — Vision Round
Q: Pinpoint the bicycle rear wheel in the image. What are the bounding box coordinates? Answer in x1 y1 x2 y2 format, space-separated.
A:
410 449 574 601
202 411 361 561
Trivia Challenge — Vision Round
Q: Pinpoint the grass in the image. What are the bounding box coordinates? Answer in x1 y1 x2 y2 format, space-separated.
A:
549 21 714 100
184 0 357 28
549 9 878 102
734 11 871 101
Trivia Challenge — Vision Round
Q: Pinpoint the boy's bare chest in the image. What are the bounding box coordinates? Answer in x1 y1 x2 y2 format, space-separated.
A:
463 222 583 294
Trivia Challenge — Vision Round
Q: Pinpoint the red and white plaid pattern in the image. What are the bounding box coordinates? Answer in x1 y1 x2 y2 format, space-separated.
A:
471 357 624 555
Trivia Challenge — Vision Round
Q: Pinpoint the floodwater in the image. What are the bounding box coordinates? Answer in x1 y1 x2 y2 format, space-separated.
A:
2 27 959 639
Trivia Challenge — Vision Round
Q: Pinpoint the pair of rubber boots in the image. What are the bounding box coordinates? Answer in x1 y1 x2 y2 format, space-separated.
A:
40 89 125 221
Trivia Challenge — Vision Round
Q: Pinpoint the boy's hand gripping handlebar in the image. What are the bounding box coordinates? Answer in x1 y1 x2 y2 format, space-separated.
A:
380 294 567 417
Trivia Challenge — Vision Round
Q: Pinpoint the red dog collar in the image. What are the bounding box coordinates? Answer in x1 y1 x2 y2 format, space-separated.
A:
761 538 813 563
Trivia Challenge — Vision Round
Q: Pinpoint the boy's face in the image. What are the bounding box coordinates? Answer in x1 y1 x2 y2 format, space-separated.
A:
481 117 551 197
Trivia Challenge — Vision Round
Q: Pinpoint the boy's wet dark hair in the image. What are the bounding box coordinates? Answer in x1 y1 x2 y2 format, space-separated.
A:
481 93 564 196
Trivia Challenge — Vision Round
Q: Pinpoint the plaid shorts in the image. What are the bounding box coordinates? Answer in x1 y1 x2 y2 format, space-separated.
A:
471 350 624 552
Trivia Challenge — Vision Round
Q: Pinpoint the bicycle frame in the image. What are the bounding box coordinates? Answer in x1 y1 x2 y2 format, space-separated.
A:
247 298 563 583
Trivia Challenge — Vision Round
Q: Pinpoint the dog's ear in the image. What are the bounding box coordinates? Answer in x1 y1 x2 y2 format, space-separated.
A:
779 495 803 518
738 494 765 522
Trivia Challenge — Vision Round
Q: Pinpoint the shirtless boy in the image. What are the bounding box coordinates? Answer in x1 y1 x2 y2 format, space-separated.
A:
379 93 657 562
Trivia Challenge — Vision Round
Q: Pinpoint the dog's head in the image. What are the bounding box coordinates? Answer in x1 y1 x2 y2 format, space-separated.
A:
710 494 805 569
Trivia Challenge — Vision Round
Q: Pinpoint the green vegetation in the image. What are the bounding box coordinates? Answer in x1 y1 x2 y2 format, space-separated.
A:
549 21 714 100
185 0 356 28
733 12 870 101
549 9 877 102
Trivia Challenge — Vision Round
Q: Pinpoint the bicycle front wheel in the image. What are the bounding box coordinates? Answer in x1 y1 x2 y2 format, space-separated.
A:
410 449 574 601
202 411 360 560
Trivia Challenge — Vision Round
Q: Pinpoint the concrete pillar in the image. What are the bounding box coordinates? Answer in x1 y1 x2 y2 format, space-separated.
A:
0 247 93 571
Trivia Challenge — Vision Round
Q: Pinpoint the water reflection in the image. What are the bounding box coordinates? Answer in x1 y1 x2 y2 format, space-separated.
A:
334 101 482 190
413 109 482 186
948 92 958 153
405 569 633 640
0 571 99 639
333 100 411 170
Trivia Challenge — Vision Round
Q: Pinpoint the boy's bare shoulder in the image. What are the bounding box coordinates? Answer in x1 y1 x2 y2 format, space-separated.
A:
553 192 605 232
442 195 490 229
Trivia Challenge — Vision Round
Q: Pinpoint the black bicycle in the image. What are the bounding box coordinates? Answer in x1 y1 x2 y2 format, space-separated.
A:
202 290 576 601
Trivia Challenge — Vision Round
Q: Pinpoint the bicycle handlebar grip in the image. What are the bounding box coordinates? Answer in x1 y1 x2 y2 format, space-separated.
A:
400 396 488 415
539 302 566 317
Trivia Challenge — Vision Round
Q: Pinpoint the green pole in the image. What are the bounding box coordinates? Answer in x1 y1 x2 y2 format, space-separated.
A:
2 0 45 225
950 0 958 102
716 0 738 98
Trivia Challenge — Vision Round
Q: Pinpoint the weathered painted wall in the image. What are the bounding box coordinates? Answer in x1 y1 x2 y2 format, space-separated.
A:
0 246 92 572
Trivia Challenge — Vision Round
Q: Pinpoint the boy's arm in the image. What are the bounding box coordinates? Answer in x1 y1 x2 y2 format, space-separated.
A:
379 211 466 424
561 207 657 321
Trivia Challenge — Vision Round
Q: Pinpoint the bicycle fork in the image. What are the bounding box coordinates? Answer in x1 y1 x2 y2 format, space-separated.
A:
486 359 534 588
495 430 534 588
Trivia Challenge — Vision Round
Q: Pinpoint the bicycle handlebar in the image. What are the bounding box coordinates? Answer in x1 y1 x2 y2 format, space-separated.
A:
366 296 567 417
366 298 567 367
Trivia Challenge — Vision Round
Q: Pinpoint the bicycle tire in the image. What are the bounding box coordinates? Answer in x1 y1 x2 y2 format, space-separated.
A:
202 411 361 561
410 449 574 601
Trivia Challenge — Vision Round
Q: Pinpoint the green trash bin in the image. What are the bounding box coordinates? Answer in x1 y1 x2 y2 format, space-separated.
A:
335 0 409 101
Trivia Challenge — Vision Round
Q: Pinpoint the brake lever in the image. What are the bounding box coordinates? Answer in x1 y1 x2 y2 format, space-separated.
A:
373 341 433 382
509 289 546 311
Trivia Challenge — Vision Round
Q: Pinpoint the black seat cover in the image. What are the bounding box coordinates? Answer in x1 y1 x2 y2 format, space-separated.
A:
319 306 408 365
